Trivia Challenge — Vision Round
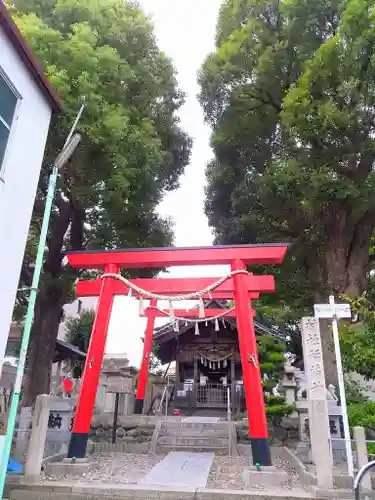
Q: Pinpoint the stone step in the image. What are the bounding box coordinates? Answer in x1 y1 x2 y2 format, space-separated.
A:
157 445 230 455
158 436 229 447
159 428 229 438
161 422 229 432
10 482 318 500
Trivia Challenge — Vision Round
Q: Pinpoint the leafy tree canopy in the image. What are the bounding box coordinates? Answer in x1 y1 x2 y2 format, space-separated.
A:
10 0 191 405
199 0 375 379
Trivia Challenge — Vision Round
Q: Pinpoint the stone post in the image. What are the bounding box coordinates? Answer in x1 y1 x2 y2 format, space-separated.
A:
353 426 372 490
24 395 50 480
301 317 333 488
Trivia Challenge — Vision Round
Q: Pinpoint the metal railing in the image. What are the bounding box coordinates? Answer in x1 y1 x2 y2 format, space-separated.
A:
354 461 375 500
157 386 168 416
196 382 228 407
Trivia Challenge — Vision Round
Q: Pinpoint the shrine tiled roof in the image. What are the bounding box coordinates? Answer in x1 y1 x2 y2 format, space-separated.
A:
53 339 86 363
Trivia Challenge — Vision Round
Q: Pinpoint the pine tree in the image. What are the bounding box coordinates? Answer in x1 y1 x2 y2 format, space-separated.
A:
257 335 295 426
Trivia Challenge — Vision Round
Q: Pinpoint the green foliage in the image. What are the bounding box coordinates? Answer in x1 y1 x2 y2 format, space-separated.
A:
257 335 295 424
8 0 191 403
65 309 94 377
199 0 375 364
344 376 369 405
339 296 375 380
348 402 375 433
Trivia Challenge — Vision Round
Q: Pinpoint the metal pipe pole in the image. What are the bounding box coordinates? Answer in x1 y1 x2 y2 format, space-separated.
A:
165 385 168 420
329 295 353 477
0 105 84 499
112 393 120 445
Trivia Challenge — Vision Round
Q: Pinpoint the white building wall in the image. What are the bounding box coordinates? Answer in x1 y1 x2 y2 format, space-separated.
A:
58 296 135 362
0 26 53 374
58 297 98 341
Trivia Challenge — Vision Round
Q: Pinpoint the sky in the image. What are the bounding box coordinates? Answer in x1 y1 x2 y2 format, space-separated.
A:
104 0 228 365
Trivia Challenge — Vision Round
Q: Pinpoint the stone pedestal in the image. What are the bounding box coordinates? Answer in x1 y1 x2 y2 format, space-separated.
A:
24 395 76 479
241 466 289 487
24 395 50 479
301 317 333 489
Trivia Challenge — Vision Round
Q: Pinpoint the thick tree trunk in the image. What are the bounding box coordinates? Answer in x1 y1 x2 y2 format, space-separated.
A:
319 204 374 385
21 284 66 407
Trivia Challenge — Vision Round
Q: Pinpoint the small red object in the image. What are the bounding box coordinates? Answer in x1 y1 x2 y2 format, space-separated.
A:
173 409 180 417
63 378 73 393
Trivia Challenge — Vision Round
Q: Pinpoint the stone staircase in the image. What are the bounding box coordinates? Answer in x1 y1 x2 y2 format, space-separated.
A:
150 420 238 455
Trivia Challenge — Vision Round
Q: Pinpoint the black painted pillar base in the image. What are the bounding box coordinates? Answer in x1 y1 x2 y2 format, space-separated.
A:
67 432 89 459
134 398 144 415
251 437 272 466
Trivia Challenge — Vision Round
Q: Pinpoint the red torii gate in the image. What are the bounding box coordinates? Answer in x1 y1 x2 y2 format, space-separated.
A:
64 244 289 466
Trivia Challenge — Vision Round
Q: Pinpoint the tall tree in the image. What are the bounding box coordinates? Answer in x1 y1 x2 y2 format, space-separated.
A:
199 0 375 383
10 0 191 405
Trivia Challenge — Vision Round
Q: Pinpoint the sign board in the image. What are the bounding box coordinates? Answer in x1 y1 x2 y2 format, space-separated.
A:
106 379 132 394
314 303 351 319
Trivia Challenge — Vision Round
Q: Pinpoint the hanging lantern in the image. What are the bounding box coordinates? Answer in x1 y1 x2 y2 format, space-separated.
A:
209 361 212 369
63 378 73 394
215 318 220 331
195 323 200 336
128 287 132 297
222 318 227 328
174 320 179 332
205 320 208 327
185 319 188 326
224 359 227 368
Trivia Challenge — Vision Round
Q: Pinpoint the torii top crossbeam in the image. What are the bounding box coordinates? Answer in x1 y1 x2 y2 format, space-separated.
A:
64 243 288 269
76 274 274 297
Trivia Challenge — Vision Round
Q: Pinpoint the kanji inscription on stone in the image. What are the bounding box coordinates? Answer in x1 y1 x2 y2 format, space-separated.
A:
308 348 321 359
301 317 326 400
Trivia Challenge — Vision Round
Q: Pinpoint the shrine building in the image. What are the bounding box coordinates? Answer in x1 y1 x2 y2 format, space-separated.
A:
153 301 283 414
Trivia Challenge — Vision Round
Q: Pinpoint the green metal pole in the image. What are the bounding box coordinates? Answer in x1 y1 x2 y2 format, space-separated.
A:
0 105 84 498
0 165 58 497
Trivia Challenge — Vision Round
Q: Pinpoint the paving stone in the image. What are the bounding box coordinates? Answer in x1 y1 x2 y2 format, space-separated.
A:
139 451 214 488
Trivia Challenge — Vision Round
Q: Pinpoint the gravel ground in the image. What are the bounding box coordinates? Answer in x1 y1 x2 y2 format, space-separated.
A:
43 450 308 492
207 453 309 491
44 453 166 484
